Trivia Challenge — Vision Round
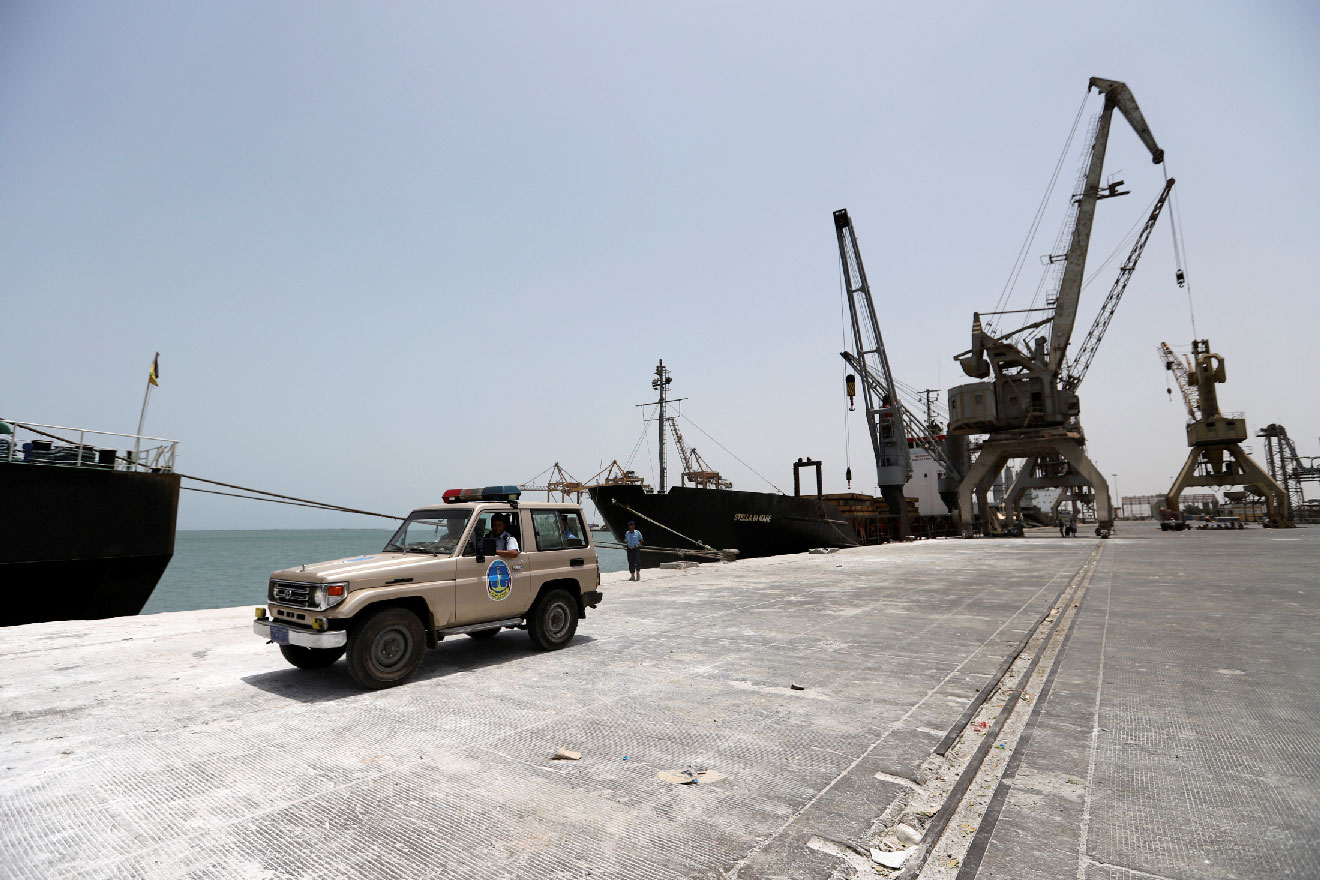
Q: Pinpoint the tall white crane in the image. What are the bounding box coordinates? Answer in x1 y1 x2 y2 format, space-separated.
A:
833 208 914 538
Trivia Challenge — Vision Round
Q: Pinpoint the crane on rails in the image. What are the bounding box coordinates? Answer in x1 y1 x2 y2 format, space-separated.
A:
999 178 1176 529
949 77 1170 538
1157 340 1291 528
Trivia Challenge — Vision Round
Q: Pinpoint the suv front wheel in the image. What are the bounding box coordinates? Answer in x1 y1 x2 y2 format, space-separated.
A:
528 588 579 651
347 607 425 689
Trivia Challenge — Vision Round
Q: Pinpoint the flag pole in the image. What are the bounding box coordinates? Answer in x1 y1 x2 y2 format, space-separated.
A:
133 352 159 470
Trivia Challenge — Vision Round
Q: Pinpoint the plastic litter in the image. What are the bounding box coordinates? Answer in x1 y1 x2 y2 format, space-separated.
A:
552 748 581 761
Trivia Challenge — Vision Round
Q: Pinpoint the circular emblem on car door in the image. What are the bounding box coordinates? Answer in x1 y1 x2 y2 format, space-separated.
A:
486 559 512 601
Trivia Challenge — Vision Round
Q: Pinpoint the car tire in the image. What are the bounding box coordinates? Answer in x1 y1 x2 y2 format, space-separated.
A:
346 607 426 689
466 628 500 640
278 644 345 669
528 589 579 651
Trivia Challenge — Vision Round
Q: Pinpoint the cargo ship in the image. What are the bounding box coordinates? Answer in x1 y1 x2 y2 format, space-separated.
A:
0 420 180 626
589 362 924 566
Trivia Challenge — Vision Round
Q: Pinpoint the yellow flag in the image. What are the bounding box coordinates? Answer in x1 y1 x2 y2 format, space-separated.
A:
148 353 160 387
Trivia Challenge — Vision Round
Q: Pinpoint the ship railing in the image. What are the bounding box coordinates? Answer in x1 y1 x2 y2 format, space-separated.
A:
0 420 178 473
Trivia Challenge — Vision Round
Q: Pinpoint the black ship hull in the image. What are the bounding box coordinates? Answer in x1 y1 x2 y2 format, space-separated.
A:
0 462 180 626
590 484 861 566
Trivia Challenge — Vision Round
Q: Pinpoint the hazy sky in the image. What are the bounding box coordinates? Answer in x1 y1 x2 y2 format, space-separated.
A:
3 1 1317 529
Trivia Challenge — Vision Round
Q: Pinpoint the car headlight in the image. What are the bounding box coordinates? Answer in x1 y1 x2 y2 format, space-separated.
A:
312 582 349 610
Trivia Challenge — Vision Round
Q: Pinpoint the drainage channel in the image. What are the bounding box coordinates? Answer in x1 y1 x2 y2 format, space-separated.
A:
856 543 1105 879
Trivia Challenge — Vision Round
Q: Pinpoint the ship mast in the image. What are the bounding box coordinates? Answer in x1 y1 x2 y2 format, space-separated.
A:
641 360 680 493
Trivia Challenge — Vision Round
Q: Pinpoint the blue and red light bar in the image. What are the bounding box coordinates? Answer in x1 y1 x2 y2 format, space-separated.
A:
442 485 523 504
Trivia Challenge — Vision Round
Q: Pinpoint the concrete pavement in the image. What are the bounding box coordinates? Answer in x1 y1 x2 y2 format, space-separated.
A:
1 524 1315 879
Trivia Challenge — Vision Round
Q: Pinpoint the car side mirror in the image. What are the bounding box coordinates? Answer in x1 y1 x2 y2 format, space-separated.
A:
469 538 485 563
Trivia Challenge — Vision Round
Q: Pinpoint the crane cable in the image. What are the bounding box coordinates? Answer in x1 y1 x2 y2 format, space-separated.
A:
675 411 786 495
839 265 853 488
1162 163 1198 338
990 92 1091 329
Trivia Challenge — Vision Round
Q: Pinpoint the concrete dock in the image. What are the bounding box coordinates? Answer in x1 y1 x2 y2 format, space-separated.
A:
2 524 1317 879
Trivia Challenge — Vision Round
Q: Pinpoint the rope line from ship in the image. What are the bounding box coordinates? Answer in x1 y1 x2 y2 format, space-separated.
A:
7 421 405 521
608 500 719 555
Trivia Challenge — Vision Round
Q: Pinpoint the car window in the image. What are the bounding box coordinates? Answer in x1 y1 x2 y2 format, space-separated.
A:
386 509 472 555
559 512 587 549
532 511 564 551
462 509 520 556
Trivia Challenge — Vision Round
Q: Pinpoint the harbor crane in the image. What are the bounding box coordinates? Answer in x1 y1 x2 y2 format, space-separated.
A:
949 77 1169 538
1158 340 1291 528
1257 424 1320 522
835 210 968 532
1000 177 1175 529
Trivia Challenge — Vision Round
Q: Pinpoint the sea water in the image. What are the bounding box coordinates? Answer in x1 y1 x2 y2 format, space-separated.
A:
143 529 628 615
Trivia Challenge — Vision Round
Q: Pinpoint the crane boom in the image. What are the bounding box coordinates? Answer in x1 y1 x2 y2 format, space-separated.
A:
834 208 912 537
1063 177 1176 391
1159 341 1198 420
1049 78 1166 373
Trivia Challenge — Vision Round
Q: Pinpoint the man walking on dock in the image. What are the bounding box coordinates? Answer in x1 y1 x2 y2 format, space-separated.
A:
625 521 643 581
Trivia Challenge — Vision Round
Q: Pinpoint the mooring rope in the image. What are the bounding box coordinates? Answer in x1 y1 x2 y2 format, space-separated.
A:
4 421 404 521
609 499 716 552
595 540 723 559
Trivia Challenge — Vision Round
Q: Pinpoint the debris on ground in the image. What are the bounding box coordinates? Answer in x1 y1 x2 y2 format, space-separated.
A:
657 769 727 785
870 847 911 869
790 683 805 691
552 748 581 761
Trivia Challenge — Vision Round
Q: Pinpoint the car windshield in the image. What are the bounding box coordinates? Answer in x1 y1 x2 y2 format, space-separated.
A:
385 509 472 555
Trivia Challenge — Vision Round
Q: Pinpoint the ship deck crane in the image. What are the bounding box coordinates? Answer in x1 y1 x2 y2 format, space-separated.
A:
833 208 915 538
666 417 732 490
1157 340 1291 528
948 77 1168 538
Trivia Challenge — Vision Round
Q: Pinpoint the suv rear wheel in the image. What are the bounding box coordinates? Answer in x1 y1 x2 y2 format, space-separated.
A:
279 644 345 669
347 607 425 689
528 588 578 651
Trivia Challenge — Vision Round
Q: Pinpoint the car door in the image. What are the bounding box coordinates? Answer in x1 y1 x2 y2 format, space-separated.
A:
454 507 532 624
528 509 591 586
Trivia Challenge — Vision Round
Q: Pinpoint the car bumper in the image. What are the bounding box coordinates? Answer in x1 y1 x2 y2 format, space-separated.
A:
254 620 348 649
582 590 602 608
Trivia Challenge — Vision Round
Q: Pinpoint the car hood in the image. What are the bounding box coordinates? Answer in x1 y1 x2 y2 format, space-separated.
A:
269 551 455 587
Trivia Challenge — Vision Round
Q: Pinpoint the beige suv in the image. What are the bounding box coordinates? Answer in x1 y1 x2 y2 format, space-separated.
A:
253 487 602 688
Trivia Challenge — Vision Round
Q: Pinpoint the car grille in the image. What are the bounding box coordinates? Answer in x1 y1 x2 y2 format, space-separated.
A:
269 580 314 608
